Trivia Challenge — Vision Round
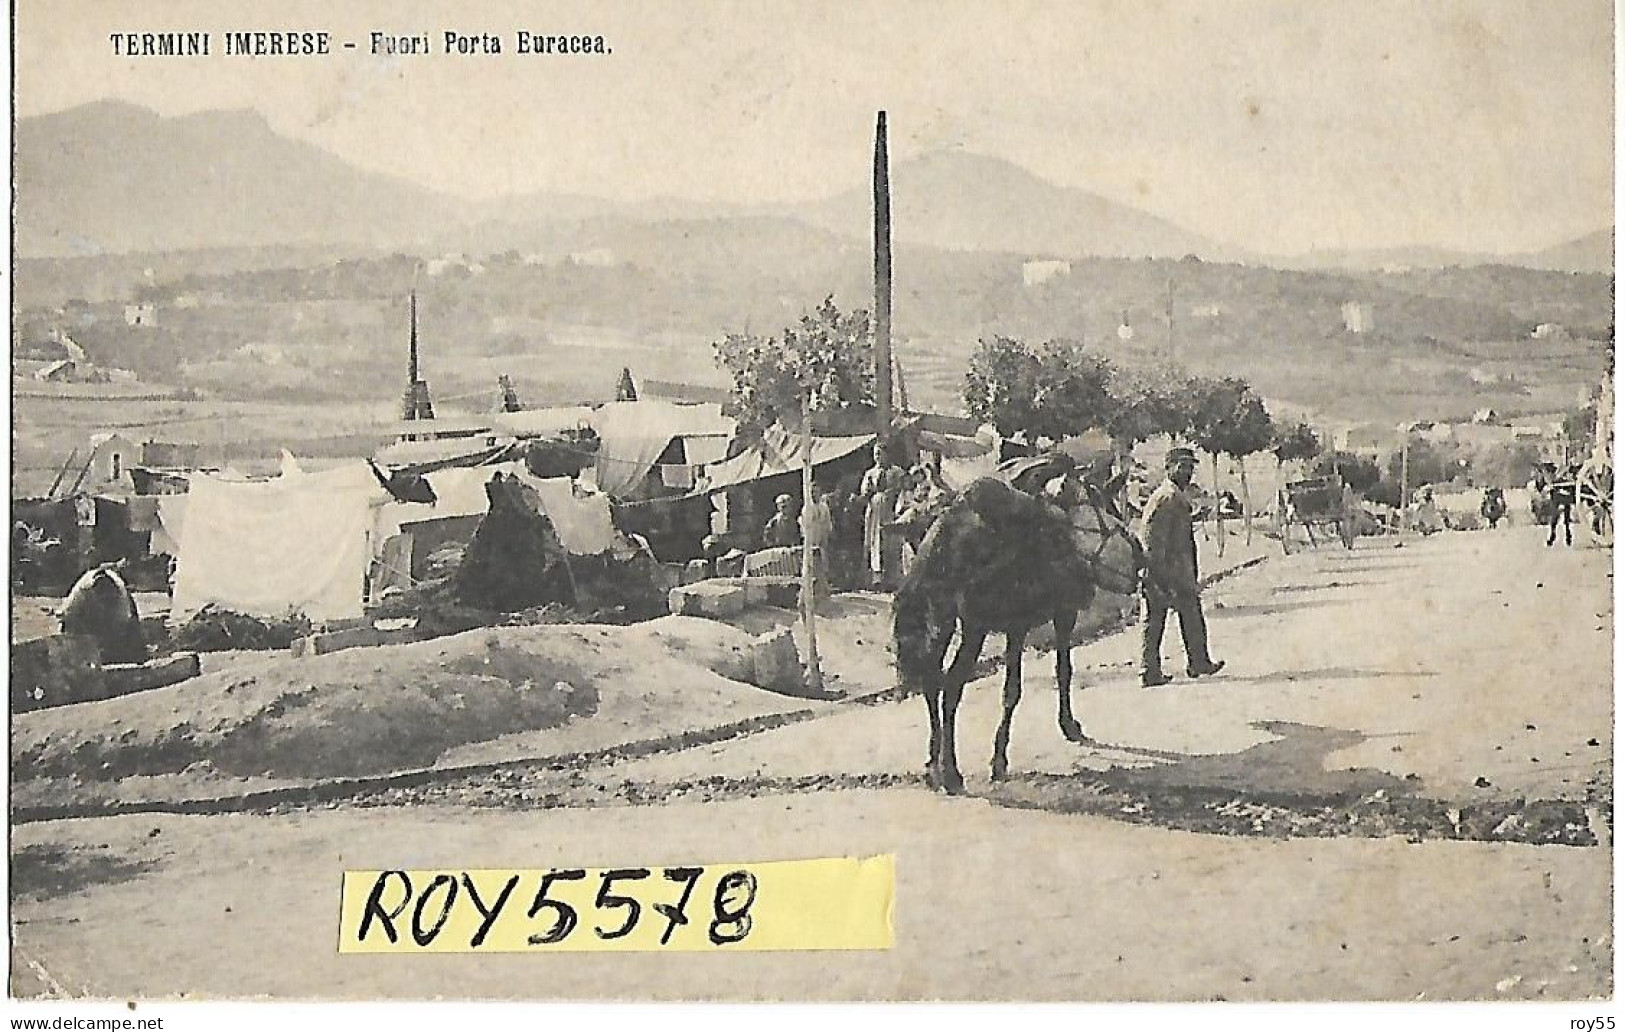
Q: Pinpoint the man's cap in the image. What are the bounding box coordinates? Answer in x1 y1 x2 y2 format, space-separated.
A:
1166 446 1198 467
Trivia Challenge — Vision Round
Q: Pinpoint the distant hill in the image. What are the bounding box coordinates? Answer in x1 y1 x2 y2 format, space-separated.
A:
16 101 1614 280
789 149 1226 260
1516 229 1614 275
17 104 1228 261
1268 228 1615 276
16 101 468 256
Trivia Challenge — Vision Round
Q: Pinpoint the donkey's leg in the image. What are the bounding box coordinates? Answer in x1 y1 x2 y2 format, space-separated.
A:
938 627 986 795
991 632 1025 781
922 685 943 788
920 623 956 787
1053 610 1085 742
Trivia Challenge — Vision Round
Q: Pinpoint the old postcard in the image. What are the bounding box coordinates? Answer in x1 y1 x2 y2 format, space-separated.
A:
7 0 1615 1015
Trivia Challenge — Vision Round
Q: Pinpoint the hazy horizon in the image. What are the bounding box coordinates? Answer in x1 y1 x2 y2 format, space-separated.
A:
17 0 1616 256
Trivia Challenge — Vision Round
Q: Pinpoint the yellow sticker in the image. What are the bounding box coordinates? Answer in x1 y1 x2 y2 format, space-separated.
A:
339 855 895 953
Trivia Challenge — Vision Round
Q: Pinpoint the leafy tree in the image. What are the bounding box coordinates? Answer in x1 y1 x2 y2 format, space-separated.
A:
1030 340 1115 441
711 295 874 692
1473 439 1542 489
1271 421 1322 470
1314 451 1384 496
1101 366 1192 453
1187 376 1276 546
964 337 1117 442
963 336 1042 438
713 295 874 435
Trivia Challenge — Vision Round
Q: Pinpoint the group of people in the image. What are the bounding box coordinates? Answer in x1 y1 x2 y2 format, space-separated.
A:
744 438 1230 691
858 446 952 589
747 446 952 594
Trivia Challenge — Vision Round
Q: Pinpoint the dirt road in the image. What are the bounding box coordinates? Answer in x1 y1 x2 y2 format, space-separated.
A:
11 525 1613 1000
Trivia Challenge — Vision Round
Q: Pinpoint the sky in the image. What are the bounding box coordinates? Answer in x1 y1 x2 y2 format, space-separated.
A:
15 0 1617 255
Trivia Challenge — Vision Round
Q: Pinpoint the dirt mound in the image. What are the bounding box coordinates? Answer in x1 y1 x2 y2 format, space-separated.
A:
13 620 805 786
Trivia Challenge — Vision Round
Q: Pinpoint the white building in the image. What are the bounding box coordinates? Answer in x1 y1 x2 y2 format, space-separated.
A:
124 303 156 327
1021 259 1072 287
1341 301 1373 334
87 432 139 489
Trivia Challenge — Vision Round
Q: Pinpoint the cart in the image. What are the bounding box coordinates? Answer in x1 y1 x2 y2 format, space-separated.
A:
1272 475 1356 553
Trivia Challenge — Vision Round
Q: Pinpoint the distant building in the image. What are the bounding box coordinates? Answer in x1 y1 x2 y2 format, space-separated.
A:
1188 303 1224 319
140 441 205 469
1334 423 1388 456
569 248 617 268
1471 407 1499 425
124 303 156 327
1341 302 1373 334
34 359 77 382
87 432 139 489
1532 323 1564 340
1021 259 1071 287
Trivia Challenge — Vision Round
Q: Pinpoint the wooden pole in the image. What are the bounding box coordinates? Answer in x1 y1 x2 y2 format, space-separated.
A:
873 111 893 442
1241 455 1253 545
1400 435 1410 536
800 393 823 693
47 449 79 498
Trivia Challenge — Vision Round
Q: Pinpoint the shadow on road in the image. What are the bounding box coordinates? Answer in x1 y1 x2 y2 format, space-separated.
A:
1197 666 1436 687
10 844 161 904
1083 720 1413 799
1211 598 1357 619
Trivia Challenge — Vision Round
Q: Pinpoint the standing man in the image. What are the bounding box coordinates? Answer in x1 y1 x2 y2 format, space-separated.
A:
801 483 834 599
1140 446 1225 687
1547 461 1579 547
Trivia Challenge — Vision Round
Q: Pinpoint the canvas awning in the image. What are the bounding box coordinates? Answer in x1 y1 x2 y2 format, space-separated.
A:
700 431 875 493
590 400 736 499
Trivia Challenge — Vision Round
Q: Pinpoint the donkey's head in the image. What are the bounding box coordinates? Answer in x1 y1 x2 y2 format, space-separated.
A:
1070 491 1141 596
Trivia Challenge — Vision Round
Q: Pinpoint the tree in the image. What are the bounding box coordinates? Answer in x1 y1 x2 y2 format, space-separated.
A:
963 336 1042 437
712 296 875 691
714 296 875 436
1030 340 1114 441
1271 421 1322 472
1315 451 1388 503
1102 366 1195 453
1473 439 1542 489
963 336 1116 442
1187 376 1276 548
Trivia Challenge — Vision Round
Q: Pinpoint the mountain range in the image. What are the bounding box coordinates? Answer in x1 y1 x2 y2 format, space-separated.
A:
16 101 1613 274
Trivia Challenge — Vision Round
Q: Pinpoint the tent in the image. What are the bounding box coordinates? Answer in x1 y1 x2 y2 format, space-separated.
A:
700 430 875 493
589 400 736 499
172 459 618 624
171 462 384 624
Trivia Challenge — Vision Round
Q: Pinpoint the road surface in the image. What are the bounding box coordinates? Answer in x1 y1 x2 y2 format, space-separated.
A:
11 525 1613 1001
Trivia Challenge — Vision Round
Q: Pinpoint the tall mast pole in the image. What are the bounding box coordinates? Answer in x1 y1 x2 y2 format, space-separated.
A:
408 290 419 387
873 111 893 441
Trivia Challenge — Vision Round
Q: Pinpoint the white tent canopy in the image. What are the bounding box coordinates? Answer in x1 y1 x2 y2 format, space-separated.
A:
171 462 384 624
